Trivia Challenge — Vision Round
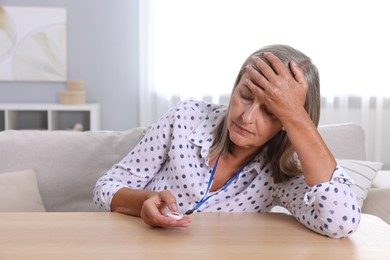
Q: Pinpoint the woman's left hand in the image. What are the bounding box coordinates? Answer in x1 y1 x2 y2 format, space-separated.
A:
246 52 337 186
245 52 308 123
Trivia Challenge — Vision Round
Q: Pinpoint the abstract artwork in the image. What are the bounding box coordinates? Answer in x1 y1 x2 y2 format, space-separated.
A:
0 6 67 82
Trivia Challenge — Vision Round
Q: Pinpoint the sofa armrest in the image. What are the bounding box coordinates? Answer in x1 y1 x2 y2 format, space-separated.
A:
361 171 390 225
362 187 390 225
372 170 390 189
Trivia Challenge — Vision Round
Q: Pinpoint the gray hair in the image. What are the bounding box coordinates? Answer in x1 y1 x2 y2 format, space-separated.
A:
210 44 320 183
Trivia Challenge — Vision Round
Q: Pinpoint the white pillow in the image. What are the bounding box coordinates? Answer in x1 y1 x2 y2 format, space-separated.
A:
0 169 46 212
337 159 383 207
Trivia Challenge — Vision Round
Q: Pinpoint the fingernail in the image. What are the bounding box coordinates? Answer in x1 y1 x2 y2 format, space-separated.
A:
170 204 178 212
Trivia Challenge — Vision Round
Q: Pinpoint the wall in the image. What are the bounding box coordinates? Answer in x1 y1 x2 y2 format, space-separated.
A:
0 0 140 130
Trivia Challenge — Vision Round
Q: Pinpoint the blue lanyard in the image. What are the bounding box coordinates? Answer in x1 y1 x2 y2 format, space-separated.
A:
184 156 243 215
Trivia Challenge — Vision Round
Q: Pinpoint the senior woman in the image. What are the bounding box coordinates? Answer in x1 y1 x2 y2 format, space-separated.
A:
94 44 360 238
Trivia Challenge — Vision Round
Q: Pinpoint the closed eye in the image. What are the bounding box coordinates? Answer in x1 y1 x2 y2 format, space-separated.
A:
240 92 252 101
240 85 254 101
264 106 274 117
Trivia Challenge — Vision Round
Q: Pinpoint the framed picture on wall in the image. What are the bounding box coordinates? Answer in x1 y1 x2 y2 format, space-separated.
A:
0 6 67 82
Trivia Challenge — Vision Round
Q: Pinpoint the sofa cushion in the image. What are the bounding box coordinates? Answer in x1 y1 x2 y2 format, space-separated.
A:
0 128 146 212
0 169 46 212
319 123 366 160
337 159 383 207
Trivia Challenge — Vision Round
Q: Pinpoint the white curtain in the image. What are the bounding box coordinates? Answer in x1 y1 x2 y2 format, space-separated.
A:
138 0 389 168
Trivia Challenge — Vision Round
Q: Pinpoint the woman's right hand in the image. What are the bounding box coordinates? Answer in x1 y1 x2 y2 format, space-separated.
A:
111 188 191 228
140 190 191 228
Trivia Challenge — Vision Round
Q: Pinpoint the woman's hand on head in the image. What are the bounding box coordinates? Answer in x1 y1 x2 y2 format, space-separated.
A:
140 190 191 228
245 52 308 123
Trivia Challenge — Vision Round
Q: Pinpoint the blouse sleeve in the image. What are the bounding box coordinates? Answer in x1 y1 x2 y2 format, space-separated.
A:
93 105 178 211
273 165 361 238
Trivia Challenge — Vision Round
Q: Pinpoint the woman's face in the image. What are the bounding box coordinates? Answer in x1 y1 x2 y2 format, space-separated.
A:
227 72 283 153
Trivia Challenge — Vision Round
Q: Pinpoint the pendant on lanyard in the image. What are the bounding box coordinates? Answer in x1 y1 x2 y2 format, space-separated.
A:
184 156 243 215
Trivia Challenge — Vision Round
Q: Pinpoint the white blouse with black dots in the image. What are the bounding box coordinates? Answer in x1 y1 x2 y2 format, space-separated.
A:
94 100 361 238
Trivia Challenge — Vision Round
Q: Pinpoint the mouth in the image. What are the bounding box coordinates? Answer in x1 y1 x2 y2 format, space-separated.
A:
234 123 253 135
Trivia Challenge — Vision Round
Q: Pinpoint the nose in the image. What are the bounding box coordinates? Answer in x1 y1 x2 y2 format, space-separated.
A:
241 104 258 124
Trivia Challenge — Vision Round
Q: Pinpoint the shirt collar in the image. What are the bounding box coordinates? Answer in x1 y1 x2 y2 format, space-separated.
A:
187 106 226 165
243 153 264 174
186 105 264 174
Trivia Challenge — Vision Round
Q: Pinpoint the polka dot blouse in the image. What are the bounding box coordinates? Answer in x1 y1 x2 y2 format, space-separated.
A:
94 100 361 238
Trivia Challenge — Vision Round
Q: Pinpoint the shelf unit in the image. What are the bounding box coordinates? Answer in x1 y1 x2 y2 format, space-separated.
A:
0 103 100 131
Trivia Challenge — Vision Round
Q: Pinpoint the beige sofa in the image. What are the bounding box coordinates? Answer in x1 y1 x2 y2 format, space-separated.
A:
0 123 389 224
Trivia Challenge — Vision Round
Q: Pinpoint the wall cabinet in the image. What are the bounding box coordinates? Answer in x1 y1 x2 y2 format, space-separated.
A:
0 103 100 131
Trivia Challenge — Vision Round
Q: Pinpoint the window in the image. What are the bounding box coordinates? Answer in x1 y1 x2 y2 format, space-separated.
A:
139 0 390 167
143 0 390 103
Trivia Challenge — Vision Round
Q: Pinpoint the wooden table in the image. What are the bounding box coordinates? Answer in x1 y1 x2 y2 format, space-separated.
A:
0 212 389 259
